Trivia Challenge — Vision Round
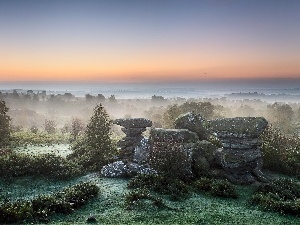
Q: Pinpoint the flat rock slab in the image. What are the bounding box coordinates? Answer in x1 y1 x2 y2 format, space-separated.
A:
114 118 152 128
207 117 268 138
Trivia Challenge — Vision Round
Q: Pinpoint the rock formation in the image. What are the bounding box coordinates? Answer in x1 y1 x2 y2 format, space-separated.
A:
101 118 153 177
102 114 270 184
207 117 269 184
114 118 152 163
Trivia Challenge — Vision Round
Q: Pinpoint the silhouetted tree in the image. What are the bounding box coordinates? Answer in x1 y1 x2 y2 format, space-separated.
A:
267 103 294 132
0 100 11 147
30 125 38 134
71 117 85 140
44 119 56 134
151 95 166 102
97 94 105 102
108 95 117 103
163 102 216 128
85 94 95 102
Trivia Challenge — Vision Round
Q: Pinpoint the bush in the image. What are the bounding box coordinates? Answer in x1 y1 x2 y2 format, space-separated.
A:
70 117 85 141
261 126 300 177
163 102 217 128
0 100 11 147
0 182 99 224
128 174 190 201
210 180 238 198
44 120 57 134
250 178 300 216
0 151 81 179
149 138 192 180
68 104 117 171
193 177 238 199
125 188 165 210
193 177 214 192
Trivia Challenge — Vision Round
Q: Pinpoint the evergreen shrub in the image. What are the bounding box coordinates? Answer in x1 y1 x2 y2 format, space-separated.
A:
0 182 99 223
193 177 238 199
250 178 300 216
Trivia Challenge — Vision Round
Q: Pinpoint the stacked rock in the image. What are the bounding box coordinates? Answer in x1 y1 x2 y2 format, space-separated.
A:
101 118 153 178
114 118 152 163
208 117 269 184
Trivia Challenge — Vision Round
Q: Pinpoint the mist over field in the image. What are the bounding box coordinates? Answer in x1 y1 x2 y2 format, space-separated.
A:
0 80 300 224
1 79 300 99
1 79 299 132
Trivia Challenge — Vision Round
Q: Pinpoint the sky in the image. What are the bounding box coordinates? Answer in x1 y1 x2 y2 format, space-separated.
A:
0 0 300 83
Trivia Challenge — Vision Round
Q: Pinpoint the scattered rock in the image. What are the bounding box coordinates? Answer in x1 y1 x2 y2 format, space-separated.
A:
101 161 156 178
86 215 97 223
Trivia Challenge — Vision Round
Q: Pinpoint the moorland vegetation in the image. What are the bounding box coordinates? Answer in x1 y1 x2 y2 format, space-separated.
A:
0 91 299 224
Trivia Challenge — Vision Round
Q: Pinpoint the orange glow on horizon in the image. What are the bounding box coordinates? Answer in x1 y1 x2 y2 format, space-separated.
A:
1 53 299 82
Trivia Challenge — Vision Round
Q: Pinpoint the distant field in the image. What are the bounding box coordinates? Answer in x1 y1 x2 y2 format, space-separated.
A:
15 144 72 157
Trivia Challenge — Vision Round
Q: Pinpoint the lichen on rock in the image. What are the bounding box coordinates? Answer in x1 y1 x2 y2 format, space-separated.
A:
174 112 209 140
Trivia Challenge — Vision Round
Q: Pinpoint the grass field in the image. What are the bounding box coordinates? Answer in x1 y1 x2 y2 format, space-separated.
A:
1 144 299 225
1 175 299 225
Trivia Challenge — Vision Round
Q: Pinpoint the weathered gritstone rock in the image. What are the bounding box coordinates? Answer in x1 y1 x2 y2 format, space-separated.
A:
174 112 209 140
102 118 153 178
207 117 268 138
113 118 152 163
114 118 152 129
207 117 269 184
104 116 269 184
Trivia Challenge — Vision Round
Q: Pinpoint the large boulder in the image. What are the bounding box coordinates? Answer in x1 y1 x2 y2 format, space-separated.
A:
207 117 269 184
207 117 268 138
174 112 209 140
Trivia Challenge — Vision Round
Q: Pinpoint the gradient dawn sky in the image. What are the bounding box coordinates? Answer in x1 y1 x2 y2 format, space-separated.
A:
0 0 300 82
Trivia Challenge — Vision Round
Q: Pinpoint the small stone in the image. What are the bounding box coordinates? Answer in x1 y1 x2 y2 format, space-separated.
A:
86 215 97 223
